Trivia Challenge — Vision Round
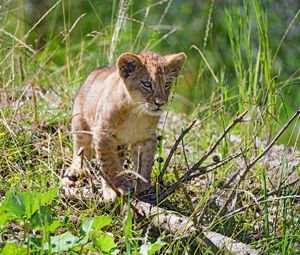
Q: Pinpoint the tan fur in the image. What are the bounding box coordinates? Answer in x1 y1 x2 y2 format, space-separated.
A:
65 51 186 201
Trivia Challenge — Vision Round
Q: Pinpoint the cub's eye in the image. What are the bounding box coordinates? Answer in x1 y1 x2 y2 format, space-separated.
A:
165 81 172 89
141 80 153 91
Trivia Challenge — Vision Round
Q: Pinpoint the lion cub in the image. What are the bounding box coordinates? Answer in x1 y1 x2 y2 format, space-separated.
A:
65 51 186 201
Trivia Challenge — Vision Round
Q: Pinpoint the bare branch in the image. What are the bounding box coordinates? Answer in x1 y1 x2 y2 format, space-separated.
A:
158 111 248 202
158 107 223 185
186 110 248 177
158 151 244 202
158 119 197 184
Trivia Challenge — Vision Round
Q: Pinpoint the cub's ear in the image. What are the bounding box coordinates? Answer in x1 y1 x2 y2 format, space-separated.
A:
117 52 143 79
165 52 186 78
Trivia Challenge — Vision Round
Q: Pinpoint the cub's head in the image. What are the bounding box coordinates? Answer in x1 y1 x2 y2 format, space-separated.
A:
117 51 186 116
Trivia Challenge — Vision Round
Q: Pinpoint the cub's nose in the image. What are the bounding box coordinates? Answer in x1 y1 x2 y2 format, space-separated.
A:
154 98 166 108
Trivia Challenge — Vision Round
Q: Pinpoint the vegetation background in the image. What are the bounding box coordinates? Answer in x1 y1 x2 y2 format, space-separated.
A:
0 0 299 254
3 0 300 144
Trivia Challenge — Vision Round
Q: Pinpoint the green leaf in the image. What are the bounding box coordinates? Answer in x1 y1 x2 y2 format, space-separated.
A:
94 233 117 252
93 215 112 230
47 231 79 253
148 239 167 255
139 239 167 255
0 187 58 219
81 215 112 237
49 220 61 233
1 243 27 255
0 212 13 227
0 192 29 217
31 206 52 230
38 186 58 206
81 218 94 235
110 249 121 255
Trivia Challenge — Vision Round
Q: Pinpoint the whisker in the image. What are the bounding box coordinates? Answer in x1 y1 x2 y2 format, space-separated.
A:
127 104 146 119
137 105 147 117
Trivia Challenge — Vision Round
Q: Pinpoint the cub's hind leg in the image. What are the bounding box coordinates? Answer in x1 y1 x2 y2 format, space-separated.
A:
64 116 93 179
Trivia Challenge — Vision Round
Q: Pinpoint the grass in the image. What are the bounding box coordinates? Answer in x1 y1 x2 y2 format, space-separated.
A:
1 0 300 254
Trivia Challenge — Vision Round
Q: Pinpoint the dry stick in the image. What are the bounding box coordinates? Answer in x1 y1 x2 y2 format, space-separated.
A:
185 151 246 182
158 106 223 185
185 110 248 178
158 119 197 185
158 152 245 203
212 109 300 224
162 152 246 202
159 111 248 202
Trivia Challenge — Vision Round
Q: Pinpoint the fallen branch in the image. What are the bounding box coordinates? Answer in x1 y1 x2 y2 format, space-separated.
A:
131 198 260 255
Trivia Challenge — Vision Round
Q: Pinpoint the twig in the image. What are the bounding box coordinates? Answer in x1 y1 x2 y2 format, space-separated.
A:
158 119 197 184
158 107 223 185
185 111 248 178
184 151 246 182
158 111 248 202
212 109 300 223
158 151 245 202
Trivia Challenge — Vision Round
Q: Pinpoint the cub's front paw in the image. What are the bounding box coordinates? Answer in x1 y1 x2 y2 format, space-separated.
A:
102 186 118 201
102 178 134 202
60 166 86 197
64 165 85 179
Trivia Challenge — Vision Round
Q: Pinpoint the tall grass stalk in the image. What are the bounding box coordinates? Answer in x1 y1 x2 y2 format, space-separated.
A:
225 0 279 143
109 0 130 65
130 2 150 52
253 0 276 120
